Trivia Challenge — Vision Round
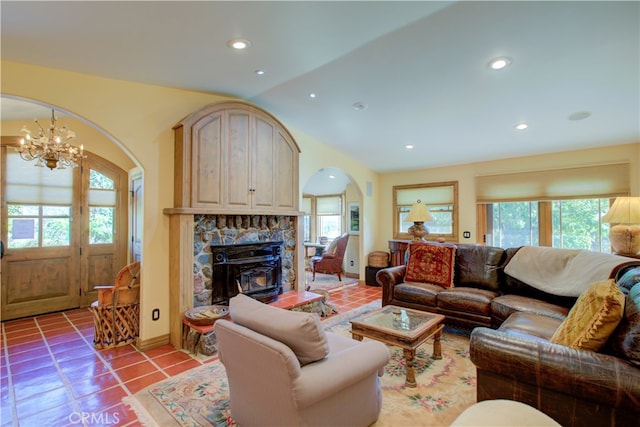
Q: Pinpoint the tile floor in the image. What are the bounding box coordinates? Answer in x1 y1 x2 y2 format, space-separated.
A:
1 284 381 427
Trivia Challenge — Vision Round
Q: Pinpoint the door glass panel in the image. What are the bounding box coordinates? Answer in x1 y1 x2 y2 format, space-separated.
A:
90 207 114 244
7 204 71 248
88 169 116 245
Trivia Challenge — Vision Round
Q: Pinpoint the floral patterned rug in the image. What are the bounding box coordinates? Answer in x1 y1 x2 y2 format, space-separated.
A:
124 302 476 426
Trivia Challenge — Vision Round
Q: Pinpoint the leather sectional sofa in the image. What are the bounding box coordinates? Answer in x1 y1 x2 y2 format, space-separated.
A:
376 243 640 427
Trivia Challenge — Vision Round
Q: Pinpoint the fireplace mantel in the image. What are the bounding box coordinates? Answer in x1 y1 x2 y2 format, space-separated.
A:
165 101 303 348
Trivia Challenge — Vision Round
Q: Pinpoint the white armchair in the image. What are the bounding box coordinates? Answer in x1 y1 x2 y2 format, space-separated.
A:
215 294 390 426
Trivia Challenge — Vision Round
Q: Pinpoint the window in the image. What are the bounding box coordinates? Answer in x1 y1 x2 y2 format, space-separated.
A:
485 198 612 252
316 195 342 239
88 169 116 244
477 163 629 252
4 151 74 248
302 194 344 242
393 181 458 241
7 205 71 248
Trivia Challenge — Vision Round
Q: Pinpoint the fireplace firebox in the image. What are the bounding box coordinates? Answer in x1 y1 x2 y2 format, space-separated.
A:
211 241 283 305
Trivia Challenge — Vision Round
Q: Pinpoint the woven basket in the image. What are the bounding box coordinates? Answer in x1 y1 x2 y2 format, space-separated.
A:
368 251 390 268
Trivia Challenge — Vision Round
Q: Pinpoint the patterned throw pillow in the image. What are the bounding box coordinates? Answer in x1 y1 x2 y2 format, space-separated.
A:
550 279 625 351
404 242 456 288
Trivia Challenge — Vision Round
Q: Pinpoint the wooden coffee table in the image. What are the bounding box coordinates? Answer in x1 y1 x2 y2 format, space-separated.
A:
350 305 445 387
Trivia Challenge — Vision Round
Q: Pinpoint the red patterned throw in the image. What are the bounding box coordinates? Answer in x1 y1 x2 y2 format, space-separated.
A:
405 243 456 288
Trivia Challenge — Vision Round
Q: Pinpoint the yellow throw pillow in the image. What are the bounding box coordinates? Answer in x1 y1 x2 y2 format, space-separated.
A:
550 279 625 351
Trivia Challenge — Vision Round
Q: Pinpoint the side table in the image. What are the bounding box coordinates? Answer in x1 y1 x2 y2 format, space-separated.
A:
182 318 217 356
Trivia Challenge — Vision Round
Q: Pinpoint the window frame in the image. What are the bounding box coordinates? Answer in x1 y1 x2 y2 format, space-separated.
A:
393 181 458 242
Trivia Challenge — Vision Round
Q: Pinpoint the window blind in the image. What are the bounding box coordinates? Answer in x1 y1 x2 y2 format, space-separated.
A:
5 151 73 204
396 186 454 206
475 163 629 203
316 196 341 215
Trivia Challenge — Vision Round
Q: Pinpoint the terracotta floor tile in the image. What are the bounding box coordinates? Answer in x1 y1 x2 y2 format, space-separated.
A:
4 332 42 346
17 401 76 427
124 371 167 394
115 361 157 382
105 402 140 426
49 336 88 353
163 358 202 376
75 385 128 414
97 345 137 361
15 385 70 419
5 339 47 357
69 372 120 399
61 359 111 383
151 351 193 369
108 352 146 370
9 354 54 375
12 371 65 402
142 344 176 359
52 345 98 363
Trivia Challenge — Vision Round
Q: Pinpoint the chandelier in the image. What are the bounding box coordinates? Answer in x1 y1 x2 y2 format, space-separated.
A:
17 109 85 170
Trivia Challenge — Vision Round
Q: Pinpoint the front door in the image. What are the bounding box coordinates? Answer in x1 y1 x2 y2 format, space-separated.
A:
1 139 128 320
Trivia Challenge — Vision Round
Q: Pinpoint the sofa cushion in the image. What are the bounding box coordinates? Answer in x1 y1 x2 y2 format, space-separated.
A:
498 311 563 342
550 279 625 351
405 242 456 287
491 294 569 325
454 244 506 292
229 294 330 365
393 282 442 307
437 287 498 316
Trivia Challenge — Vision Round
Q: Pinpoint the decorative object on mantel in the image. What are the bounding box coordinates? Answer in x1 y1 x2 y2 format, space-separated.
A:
405 199 434 241
16 109 86 170
602 197 640 256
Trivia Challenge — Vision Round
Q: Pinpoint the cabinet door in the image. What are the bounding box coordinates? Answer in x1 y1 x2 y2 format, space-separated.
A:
191 112 224 208
225 110 252 209
252 115 276 209
274 129 298 211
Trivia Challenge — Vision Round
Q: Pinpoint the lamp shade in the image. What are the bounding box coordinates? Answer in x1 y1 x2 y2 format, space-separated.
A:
602 197 640 224
602 197 640 256
405 201 434 223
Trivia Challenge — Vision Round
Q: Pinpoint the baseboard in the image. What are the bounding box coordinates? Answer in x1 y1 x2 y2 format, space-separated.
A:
345 272 359 279
136 333 170 351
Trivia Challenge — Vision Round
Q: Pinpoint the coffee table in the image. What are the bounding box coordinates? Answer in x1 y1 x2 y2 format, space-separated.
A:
350 305 445 387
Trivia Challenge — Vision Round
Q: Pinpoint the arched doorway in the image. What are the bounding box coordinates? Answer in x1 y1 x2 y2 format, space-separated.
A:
0 98 139 320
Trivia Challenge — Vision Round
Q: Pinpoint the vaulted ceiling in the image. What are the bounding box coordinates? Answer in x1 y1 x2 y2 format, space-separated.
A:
2 1 638 173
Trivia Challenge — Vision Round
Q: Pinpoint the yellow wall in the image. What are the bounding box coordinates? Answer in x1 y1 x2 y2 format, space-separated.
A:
4 60 638 345
1 61 379 343
375 143 640 252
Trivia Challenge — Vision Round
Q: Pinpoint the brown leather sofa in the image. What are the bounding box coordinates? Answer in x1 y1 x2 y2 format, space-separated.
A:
377 243 640 426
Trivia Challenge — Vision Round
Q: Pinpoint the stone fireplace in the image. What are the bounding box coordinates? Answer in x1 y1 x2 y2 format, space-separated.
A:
192 214 297 307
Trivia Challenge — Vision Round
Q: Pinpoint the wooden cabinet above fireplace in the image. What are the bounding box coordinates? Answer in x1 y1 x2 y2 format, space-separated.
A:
172 101 301 214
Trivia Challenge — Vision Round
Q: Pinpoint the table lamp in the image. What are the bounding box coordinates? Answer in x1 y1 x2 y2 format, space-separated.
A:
405 200 434 241
602 197 640 256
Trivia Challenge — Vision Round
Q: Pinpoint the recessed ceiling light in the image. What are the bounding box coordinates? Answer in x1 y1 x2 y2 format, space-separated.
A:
405 144 414 150
328 175 335 179
309 92 317 99
353 102 368 111
255 69 265 76
515 123 528 130
568 111 592 121
488 56 512 70
228 38 251 50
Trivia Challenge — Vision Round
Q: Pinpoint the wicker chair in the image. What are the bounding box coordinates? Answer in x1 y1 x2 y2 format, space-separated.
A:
91 262 141 349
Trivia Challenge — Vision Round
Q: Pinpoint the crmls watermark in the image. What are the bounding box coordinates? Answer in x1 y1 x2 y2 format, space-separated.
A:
68 411 120 425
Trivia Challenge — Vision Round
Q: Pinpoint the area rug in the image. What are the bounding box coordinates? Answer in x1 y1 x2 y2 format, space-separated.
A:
304 271 359 292
124 302 476 426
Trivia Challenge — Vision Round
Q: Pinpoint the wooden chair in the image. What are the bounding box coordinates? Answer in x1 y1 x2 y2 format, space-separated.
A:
91 262 141 349
311 233 350 281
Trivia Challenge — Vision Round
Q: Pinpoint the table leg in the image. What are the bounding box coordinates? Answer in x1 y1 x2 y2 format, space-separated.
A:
403 348 417 388
432 326 443 360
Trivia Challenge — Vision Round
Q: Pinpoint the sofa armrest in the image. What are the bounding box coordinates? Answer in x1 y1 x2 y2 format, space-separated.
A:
294 340 390 408
376 265 406 306
469 327 640 412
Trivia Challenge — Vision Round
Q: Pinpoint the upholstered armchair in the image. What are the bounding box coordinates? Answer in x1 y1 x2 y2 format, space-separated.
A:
91 262 141 348
311 232 350 281
216 294 390 426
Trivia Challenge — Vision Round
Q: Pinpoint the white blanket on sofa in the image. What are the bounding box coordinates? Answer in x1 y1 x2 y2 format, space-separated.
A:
503 246 633 297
